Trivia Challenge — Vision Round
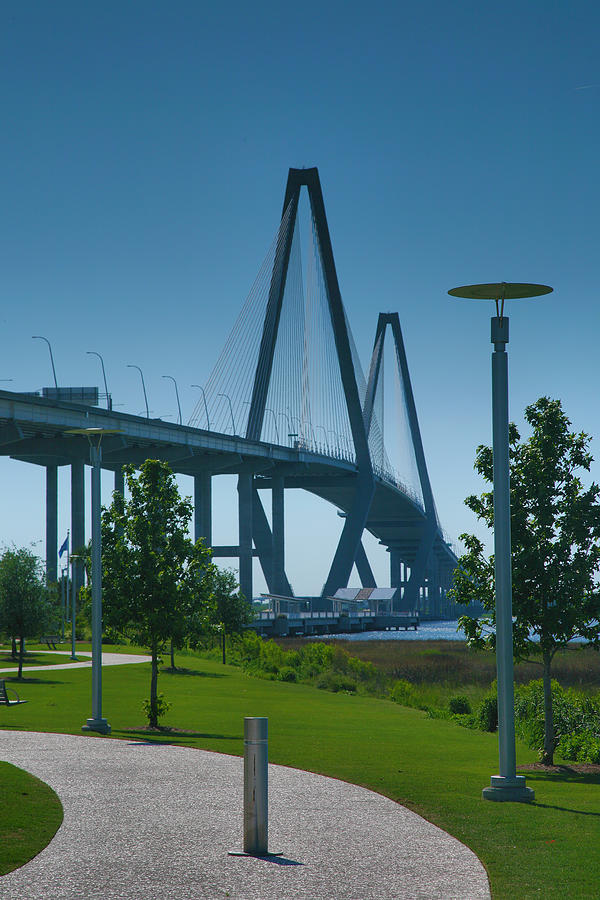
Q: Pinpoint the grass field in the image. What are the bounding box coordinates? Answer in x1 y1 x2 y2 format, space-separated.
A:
0 762 63 875
1 644 599 898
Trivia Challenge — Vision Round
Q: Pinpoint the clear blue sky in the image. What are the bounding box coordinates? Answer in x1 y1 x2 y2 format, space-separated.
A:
1 1 598 595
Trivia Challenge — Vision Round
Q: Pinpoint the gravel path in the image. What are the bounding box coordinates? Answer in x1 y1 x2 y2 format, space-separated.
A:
1 730 490 899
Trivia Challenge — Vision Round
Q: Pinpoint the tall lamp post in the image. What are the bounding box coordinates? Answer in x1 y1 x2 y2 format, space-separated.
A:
162 375 182 424
67 427 121 735
191 385 210 430
127 364 149 418
87 351 111 410
32 335 58 389
448 281 552 802
218 392 236 434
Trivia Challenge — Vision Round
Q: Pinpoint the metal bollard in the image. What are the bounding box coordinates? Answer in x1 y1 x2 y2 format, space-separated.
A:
244 717 268 854
228 717 281 857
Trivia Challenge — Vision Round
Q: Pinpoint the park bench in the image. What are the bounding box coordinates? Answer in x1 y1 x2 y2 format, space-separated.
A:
0 679 27 706
40 635 63 650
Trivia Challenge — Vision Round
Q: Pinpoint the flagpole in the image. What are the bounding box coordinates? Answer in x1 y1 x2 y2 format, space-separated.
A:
63 531 69 642
60 531 70 639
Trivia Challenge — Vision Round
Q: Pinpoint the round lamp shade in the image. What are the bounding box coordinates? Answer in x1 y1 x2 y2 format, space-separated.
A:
448 282 553 300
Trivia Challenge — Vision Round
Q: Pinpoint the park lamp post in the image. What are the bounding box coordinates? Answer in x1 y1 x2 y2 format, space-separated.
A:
67 427 122 735
448 282 552 802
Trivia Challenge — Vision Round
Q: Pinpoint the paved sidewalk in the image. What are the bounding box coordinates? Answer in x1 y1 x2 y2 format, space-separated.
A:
1 731 490 900
0 651 152 674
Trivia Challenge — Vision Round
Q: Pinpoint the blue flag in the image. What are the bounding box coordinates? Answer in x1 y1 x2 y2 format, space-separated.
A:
59 535 69 558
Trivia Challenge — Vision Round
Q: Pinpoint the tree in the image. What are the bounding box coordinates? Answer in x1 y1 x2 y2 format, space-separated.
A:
99 460 214 727
450 397 600 765
203 567 253 664
0 547 52 679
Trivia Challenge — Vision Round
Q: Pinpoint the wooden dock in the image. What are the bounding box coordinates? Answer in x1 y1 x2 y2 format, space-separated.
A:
247 610 419 638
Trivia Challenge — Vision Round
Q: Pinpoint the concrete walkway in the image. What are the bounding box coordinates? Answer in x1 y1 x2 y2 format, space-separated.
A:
0 650 152 674
1 730 490 899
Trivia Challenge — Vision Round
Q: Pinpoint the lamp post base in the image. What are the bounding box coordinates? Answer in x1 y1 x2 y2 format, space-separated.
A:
482 775 534 802
82 718 111 735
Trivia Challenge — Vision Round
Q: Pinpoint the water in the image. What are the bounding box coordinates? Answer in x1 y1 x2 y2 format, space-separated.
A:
312 620 590 644
312 620 467 642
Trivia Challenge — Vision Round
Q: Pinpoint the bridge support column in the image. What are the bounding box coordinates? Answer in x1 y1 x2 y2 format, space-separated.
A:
238 473 253 601
46 465 58 584
114 467 124 498
403 520 437 614
390 548 401 589
194 472 212 548
71 460 85 603
355 540 376 588
271 474 286 594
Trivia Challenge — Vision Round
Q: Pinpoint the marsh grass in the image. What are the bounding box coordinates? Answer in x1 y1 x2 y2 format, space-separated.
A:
278 637 600 690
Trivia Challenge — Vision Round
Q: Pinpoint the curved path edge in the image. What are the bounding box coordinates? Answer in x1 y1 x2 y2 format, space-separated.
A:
0 651 152 674
0 730 490 899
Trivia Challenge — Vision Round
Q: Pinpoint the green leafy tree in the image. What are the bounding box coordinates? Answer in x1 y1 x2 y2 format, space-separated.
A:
0 547 52 679
450 398 600 764
204 567 253 664
99 460 214 726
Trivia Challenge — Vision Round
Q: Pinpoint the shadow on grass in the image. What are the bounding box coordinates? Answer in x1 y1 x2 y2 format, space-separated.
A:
161 667 229 678
3 677 66 685
118 728 242 744
522 768 600 786
532 801 600 817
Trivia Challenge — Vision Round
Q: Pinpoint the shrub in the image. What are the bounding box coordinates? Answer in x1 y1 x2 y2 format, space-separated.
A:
277 666 298 683
448 695 471 715
514 679 600 759
299 641 334 675
141 693 171 724
316 672 357 693
476 693 498 732
390 679 418 707
557 731 600 764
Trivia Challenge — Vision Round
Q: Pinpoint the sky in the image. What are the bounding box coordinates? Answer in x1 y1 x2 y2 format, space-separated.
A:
1 1 599 596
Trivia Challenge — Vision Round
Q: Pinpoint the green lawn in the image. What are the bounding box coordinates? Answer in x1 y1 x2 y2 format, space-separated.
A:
0 762 63 875
1 653 599 898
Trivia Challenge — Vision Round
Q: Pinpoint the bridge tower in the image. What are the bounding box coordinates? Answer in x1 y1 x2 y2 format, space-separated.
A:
241 167 375 602
196 166 456 607
363 313 441 611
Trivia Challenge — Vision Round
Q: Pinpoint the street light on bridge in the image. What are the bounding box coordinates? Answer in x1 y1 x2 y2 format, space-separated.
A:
218 393 236 435
162 375 182 425
32 336 58 389
192 385 210 430
87 351 111 410
448 281 552 802
127 364 149 418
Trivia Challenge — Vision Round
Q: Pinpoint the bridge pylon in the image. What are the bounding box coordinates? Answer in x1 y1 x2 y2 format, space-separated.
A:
363 312 441 610
244 168 375 601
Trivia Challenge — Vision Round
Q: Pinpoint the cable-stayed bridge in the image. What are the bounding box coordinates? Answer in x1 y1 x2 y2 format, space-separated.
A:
0 167 458 616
